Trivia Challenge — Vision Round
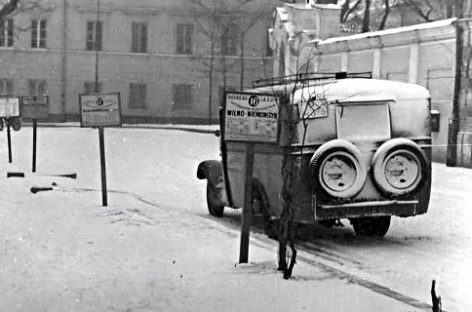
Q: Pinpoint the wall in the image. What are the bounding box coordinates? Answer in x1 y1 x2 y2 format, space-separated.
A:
271 2 457 163
0 0 277 123
309 20 456 163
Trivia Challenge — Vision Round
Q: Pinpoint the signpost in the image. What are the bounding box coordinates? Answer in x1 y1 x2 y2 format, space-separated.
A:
21 95 49 172
223 91 280 263
0 97 20 163
79 92 122 207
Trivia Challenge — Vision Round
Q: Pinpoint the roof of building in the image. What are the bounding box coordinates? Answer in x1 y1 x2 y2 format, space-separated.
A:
312 18 456 45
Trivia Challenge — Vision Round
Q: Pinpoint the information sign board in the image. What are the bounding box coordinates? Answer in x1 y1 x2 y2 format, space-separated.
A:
224 92 280 143
0 97 20 118
79 93 122 127
21 95 49 119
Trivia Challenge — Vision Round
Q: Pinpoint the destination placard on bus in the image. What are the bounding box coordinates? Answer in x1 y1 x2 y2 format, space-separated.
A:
224 92 280 143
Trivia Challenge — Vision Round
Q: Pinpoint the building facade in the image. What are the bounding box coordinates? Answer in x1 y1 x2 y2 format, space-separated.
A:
270 1 463 164
0 0 278 123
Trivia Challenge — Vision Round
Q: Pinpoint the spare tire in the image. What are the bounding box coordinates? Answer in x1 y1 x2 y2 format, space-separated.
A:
310 139 367 199
371 138 428 197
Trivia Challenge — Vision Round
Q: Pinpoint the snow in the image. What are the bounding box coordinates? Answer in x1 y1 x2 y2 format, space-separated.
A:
0 125 469 311
293 78 430 103
312 18 457 45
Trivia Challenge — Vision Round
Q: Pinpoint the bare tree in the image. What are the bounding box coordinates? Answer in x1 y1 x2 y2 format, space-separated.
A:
340 0 449 33
186 0 274 123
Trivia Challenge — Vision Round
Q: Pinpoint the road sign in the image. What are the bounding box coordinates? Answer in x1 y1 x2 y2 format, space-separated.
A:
224 92 280 143
21 95 49 119
0 97 20 118
79 93 122 127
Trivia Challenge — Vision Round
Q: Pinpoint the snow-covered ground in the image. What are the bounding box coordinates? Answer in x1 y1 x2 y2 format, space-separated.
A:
0 126 469 311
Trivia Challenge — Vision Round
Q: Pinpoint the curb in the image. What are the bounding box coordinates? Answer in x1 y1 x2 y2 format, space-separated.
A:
20 122 220 135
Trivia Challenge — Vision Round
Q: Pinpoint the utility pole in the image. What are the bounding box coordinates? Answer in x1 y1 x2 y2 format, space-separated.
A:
61 0 68 119
95 0 100 93
447 0 464 167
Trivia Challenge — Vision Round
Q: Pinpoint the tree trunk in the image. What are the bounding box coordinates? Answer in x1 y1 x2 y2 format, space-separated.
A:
379 0 389 30
240 34 245 90
447 0 464 166
362 0 371 33
208 37 215 125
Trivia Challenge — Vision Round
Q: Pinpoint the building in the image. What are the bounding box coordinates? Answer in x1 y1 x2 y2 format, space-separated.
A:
0 0 278 123
269 1 465 164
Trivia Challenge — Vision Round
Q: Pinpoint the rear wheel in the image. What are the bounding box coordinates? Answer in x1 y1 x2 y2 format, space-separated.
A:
206 183 224 217
371 138 428 197
351 216 391 237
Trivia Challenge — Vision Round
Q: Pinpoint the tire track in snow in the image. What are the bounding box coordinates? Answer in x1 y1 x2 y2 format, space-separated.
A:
51 186 436 311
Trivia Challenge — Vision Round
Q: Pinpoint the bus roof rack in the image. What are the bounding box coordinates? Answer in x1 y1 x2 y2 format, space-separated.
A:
252 71 372 88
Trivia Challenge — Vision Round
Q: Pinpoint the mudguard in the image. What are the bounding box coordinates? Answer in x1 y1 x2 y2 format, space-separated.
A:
197 160 228 206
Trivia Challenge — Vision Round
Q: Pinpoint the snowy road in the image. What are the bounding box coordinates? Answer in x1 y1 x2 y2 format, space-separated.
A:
0 126 470 311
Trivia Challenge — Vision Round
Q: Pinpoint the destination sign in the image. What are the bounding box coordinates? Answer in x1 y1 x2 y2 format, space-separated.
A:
224 92 280 143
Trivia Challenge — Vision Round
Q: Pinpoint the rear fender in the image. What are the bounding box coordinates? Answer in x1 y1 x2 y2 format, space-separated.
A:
197 160 228 206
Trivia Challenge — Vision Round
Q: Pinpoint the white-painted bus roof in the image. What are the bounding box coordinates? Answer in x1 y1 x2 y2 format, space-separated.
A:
293 78 430 103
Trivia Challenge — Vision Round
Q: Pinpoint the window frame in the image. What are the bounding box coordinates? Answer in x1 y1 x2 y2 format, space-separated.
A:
131 22 148 53
221 24 238 56
0 78 13 95
128 83 147 109
176 24 193 55
86 20 102 51
0 19 14 48
172 84 192 110
27 79 47 96
84 81 102 94
31 19 47 49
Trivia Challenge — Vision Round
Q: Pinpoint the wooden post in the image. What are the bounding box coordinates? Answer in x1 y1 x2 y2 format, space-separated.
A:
7 119 12 163
32 119 37 172
98 126 108 206
239 142 254 263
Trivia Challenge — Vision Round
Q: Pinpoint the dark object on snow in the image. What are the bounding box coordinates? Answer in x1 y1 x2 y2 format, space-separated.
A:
42 173 77 179
30 186 54 194
7 172 24 178
431 280 442 312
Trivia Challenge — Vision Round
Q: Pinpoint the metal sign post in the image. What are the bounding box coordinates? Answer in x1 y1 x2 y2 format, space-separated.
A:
21 95 49 172
7 119 12 163
224 92 280 264
0 97 20 163
98 126 108 206
239 142 254 263
79 92 122 207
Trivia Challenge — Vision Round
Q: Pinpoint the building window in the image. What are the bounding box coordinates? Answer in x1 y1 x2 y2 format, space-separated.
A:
173 84 192 110
266 30 273 57
31 19 47 48
129 83 146 109
0 79 13 95
86 21 102 51
84 81 102 94
176 24 193 55
221 23 238 56
131 22 147 53
28 79 47 96
218 86 236 106
0 19 13 47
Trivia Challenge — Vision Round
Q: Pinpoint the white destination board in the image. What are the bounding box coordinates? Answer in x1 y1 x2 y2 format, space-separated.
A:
79 93 122 127
224 92 280 143
0 97 20 118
